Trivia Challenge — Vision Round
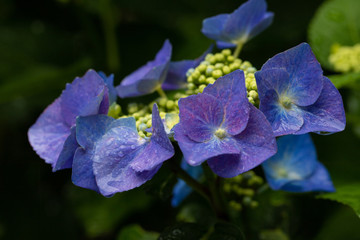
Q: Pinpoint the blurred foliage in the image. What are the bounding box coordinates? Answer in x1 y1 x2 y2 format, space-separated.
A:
308 0 360 71
116 225 159 240
1 0 360 239
328 72 360 88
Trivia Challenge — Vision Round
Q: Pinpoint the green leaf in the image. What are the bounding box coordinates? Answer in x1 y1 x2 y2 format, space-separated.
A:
308 0 360 70
328 72 360 88
317 182 360 218
158 222 207 240
66 187 153 238
117 225 159 240
259 229 289 240
208 222 245 240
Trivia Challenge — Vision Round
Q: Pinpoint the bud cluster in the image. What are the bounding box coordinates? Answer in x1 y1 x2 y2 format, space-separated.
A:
329 43 360 73
186 49 259 105
223 170 264 211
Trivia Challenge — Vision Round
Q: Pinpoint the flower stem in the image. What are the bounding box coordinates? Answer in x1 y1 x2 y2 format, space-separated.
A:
157 87 167 99
202 163 229 221
167 161 210 203
233 42 243 58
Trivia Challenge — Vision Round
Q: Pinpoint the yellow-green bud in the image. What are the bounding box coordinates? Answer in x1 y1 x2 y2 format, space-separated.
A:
198 64 207 73
198 75 206 84
166 100 175 109
227 55 235 62
199 84 206 93
222 66 231 75
158 98 167 107
215 63 224 69
215 53 225 62
221 49 231 56
146 120 152 128
206 77 216 85
209 56 217 64
187 76 193 83
187 83 196 90
212 69 223 79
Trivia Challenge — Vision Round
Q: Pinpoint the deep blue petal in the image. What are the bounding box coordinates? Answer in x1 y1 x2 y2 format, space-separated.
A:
28 97 70 167
202 14 230 41
54 127 78 171
203 70 249 136
216 41 237 49
130 104 175 172
297 77 346 134
171 159 203 207
117 40 172 98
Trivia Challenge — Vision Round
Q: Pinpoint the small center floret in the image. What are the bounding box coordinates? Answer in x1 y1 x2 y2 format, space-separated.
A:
214 128 227 139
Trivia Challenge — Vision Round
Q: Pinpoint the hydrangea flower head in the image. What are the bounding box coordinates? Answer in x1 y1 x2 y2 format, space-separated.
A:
71 104 174 196
262 134 335 192
171 159 203 207
255 43 346 136
28 70 109 171
174 70 277 178
162 45 213 90
201 0 274 48
117 40 172 98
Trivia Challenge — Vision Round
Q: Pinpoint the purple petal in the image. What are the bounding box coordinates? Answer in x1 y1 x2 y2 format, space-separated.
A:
178 93 224 142
207 154 243 178
174 123 240 166
296 77 346 134
61 69 109 126
259 43 323 106
203 70 249 136
28 98 70 167
53 127 78 171
231 104 277 173
98 71 117 104
130 104 175 172
216 41 237 49
117 40 172 98
259 89 304 136
162 45 213 90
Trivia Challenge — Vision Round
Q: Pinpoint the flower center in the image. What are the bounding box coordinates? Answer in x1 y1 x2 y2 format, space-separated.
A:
214 128 227 139
279 96 293 110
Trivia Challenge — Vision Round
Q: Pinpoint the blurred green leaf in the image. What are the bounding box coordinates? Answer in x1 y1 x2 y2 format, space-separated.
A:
117 224 159 240
208 222 245 240
328 72 360 88
158 222 207 240
314 207 360 240
318 182 360 218
66 187 154 238
259 229 289 240
176 202 215 227
308 0 360 70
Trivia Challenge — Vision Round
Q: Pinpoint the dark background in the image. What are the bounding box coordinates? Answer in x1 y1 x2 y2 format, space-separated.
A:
1 0 360 239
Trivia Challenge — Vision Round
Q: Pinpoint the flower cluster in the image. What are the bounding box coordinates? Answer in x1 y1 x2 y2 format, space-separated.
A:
28 0 345 198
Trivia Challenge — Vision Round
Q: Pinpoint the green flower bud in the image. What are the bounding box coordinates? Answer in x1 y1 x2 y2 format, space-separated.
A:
221 49 231 56
199 84 206 93
227 55 235 62
158 98 167 107
209 56 217 64
222 66 231 75
198 75 207 84
215 63 224 69
215 53 225 62
206 77 216 85
166 100 175 109
212 69 223 79
198 64 207 73
187 83 196 90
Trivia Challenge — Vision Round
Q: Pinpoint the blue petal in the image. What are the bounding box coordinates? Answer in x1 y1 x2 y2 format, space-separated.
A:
257 43 324 106
28 97 70 167
130 104 175 172
53 127 78 171
98 71 117 104
178 93 224 142
72 148 100 193
174 123 240 166
202 0 273 44
262 134 334 192
202 14 230 41
216 41 237 49
203 70 249 136
61 69 109 126
162 45 213 90
297 77 346 134
117 40 172 98
171 159 203 207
